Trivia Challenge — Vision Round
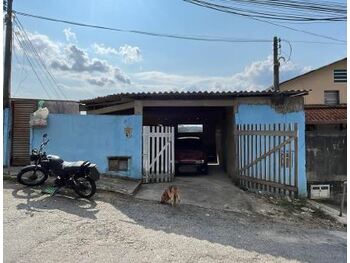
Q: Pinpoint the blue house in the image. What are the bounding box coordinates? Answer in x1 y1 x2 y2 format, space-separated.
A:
30 90 308 197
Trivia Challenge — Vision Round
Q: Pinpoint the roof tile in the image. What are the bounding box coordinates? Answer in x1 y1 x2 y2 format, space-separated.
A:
305 106 347 124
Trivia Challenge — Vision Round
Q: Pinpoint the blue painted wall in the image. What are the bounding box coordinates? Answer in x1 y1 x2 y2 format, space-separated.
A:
3 108 10 167
31 114 142 179
235 104 306 197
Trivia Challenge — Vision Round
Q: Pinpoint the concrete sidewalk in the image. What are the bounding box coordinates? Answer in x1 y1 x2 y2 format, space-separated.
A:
308 200 347 225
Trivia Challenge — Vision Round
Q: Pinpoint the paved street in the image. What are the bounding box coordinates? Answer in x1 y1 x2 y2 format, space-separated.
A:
4 180 346 263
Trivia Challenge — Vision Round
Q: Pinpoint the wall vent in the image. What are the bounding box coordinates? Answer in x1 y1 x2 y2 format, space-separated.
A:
334 69 347 83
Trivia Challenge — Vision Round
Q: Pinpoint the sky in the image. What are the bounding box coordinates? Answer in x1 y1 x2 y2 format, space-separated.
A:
9 0 347 101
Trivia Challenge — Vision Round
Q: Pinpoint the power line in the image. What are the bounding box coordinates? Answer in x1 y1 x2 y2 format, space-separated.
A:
286 40 345 45
183 1 346 43
281 39 292 62
12 39 29 96
251 16 346 43
227 0 346 14
13 10 346 45
184 0 346 21
14 23 62 99
13 11 273 43
14 17 68 99
13 29 53 99
14 17 63 98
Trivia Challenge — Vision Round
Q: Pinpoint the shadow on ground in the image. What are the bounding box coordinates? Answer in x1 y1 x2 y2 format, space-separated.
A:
5 181 99 220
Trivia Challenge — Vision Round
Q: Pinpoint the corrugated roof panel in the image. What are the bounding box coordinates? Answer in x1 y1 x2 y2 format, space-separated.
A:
81 89 309 105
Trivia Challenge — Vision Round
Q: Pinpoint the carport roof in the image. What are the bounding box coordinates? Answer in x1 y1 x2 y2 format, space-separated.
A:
81 89 308 105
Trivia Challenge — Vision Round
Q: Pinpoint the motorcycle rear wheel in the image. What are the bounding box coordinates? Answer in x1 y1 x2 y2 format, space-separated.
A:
74 176 96 198
17 167 48 186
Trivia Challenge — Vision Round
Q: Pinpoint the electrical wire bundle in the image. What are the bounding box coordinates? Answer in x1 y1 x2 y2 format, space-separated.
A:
12 16 67 99
184 0 346 22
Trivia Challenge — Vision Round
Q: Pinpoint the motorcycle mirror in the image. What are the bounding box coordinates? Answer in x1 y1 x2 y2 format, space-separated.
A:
43 133 47 138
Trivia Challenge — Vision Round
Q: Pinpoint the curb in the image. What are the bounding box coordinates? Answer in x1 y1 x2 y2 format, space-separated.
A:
131 181 142 196
307 200 347 226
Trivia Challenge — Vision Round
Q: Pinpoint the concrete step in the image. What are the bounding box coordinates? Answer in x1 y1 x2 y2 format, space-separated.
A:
97 175 142 196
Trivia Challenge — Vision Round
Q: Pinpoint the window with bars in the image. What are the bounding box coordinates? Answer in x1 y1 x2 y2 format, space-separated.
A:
334 69 347 83
324 90 340 105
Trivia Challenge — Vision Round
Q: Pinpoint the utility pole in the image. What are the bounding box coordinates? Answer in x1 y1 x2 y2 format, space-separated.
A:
273 36 280 91
3 0 13 169
3 0 13 108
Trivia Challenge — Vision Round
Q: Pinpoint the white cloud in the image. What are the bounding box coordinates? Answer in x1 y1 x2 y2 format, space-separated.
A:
92 43 143 64
63 28 77 43
86 77 115 87
15 30 130 87
51 45 110 73
132 56 310 92
14 30 62 60
12 30 310 99
118 45 142 64
50 44 131 85
92 43 119 55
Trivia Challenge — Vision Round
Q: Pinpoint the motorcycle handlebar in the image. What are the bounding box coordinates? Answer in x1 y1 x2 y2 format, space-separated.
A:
38 138 49 152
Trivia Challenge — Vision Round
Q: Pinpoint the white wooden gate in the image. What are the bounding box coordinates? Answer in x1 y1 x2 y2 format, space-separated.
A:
142 126 175 183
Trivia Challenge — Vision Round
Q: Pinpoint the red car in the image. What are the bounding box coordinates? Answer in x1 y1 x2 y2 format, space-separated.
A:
175 136 208 175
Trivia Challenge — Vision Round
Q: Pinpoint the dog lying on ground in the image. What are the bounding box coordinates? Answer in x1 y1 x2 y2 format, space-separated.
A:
160 185 180 206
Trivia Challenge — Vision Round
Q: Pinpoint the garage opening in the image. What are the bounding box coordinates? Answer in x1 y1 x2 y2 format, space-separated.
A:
143 106 233 178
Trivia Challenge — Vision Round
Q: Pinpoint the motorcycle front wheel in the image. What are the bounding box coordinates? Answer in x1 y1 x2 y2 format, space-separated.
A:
73 176 96 198
17 166 48 186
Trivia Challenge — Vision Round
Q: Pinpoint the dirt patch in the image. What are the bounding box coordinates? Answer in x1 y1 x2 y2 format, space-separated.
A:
252 193 346 231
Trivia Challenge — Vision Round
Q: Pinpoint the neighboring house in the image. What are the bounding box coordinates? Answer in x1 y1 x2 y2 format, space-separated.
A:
31 90 309 197
3 98 80 167
280 57 346 105
280 57 347 201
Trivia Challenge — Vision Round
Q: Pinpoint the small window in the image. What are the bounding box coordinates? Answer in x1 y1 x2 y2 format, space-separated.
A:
108 157 129 171
324 90 339 105
334 69 347 83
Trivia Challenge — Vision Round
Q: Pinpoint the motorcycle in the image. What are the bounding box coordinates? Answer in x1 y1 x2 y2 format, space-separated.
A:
17 133 100 198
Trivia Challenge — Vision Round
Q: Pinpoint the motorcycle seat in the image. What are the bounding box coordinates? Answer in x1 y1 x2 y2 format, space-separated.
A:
63 161 85 169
